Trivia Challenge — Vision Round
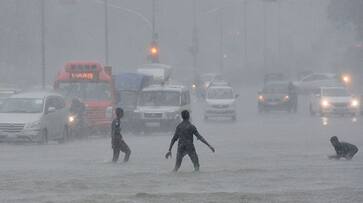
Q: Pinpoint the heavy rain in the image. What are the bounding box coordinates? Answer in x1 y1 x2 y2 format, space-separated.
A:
0 0 362 202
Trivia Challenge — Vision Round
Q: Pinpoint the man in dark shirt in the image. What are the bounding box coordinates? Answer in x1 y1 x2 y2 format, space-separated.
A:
111 108 131 163
166 110 215 172
329 136 358 160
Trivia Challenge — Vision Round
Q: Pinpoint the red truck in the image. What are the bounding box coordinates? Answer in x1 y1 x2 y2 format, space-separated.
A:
54 61 115 133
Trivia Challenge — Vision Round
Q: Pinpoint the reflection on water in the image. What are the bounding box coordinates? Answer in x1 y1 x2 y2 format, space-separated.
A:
352 117 357 123
321 117 329 126
321 116 358 126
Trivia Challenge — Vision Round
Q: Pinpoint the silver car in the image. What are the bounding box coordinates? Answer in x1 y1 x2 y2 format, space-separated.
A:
0 91 68 143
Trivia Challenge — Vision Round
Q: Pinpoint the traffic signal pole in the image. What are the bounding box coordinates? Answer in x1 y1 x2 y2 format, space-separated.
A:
104 0 109 65
40 0 46 89
148 0 159 63
192 0 198 77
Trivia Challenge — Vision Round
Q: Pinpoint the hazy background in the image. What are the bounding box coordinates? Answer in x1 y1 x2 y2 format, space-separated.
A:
0 0 360 87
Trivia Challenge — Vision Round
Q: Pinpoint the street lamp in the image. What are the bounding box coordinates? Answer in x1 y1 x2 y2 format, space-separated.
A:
40 0 46 89
104 0 109 65
94 0 154 65
261 0 278 71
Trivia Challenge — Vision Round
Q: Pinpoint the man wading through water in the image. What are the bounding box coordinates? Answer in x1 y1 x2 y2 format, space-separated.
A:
166 110 215 172
111 108 131 163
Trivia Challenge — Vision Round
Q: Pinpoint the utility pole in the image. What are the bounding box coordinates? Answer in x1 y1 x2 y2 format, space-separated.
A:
40 0 46 89
277 0 281 69
104 0 109 65
152 0 156 38
263 1 267 72
219 10 224 74
148 0 159 63
243 0 248 71
192 0 198 77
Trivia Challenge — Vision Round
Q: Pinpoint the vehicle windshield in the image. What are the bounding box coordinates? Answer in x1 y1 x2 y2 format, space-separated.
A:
322 88 349 97
0 92 15 107
263 84 288 94
265 74 285 82
0 91 15 99
207 88 234 99
118 91 138 109
139 91 180 106
57 82 112 101
0 98 44 113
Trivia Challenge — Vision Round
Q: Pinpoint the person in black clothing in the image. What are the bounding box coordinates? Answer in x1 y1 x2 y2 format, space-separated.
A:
166 110 215 172
70 98 85 120
329 136 358 160
111 108 131 163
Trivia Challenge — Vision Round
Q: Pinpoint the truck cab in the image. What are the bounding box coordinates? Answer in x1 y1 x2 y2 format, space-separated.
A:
54 61 115 133
113 73 152 133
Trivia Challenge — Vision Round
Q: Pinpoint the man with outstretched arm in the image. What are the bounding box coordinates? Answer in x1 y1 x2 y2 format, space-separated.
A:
165 110 215 172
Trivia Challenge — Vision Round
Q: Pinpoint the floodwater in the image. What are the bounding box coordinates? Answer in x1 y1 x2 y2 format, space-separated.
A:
1 87 362 203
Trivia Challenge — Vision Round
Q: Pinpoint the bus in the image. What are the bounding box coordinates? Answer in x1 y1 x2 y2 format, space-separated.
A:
54 61 114 133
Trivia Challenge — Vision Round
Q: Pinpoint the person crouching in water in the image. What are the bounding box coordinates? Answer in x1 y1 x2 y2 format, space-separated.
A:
111 108 131 163
329 136 358 160
165 110 215 172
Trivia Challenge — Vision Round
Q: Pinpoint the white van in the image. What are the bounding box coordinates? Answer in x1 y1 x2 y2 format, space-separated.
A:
0 91 68 143
135 84 191 132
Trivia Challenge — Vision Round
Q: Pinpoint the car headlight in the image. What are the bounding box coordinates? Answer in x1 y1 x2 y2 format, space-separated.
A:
321 100 330 108
283 95 289 101
351 99 360 108
68 115 75 123
341 74 351 85
192 84 197 89
25 120 41 130
258 95 264 101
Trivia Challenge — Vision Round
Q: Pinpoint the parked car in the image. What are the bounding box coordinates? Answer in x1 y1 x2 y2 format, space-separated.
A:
0 91 69 143
204 82 238 120
258 82 297 113
134 84 191 133
309 87 360 116
294 73 341 94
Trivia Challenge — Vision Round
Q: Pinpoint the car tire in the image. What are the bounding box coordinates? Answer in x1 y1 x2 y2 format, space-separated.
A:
38 129 48 145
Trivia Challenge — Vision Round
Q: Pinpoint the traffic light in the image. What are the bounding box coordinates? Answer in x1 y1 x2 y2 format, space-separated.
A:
148 41 159 63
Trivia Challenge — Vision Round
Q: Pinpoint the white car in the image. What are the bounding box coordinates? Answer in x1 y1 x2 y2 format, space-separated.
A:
204 85 238 120
0 91 69 143
135 84 191 132
294 73 341 94
309 87 360 116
